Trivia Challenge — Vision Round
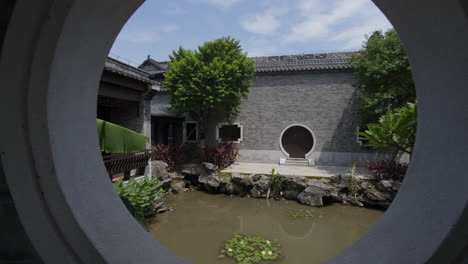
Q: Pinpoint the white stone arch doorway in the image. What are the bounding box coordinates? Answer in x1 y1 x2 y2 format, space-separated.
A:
279 124 317 159
1 0 468 263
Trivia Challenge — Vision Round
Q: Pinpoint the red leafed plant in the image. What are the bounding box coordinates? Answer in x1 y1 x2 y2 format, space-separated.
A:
203 142 239 170
367 160 408 181
151 143 180 171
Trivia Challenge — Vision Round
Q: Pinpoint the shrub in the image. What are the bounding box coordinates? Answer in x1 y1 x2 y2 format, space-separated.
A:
114 175 165 216
367 160 408 181
357 102 417 160
203 142 238 169
151 143 180 171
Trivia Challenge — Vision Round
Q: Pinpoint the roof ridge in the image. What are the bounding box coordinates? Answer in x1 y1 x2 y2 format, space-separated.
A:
106 57 151 75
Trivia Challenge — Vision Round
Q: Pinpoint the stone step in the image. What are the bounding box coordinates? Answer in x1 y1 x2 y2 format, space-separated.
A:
281 159 311 166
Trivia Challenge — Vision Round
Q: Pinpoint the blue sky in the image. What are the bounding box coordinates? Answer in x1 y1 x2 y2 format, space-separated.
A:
110 0 393 65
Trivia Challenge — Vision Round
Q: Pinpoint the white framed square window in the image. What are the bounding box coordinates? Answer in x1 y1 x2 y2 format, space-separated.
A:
183 121 198 143
216 123 243 143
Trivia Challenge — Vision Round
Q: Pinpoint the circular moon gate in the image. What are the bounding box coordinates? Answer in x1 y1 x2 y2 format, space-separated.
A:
281 126 314 158
1 0 468 263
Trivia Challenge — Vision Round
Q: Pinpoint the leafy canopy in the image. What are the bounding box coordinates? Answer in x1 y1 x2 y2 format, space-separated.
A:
350 29 416 127
357 102 417 159
164 37 255 123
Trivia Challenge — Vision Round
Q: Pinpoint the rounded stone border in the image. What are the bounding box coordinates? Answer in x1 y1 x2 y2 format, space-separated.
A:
1 0 468 263
279 124 317 159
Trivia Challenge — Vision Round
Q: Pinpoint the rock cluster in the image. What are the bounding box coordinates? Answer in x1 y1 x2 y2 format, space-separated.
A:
151 161 401 209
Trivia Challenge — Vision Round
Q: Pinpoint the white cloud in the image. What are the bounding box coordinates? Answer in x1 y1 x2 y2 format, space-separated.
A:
164 7 187 15
117 30 158 43
199 0 241 9
296 0 322 12
161 24 179 33
243 36 281 57
283 0 388 44
282 14 329 44
332 13 393 49
241 13 280 35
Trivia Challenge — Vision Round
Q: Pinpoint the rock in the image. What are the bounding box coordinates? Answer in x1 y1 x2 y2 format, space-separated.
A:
168 172 184 181
202 162 218 171
249 174 271 198
230 173 253 195
330 174 352 190
342 194 364 207
181 166 202 186
181 167 202 176
198 163 220 192
297 179 340 206
219 181 234 194
281 175 307 199
151 160 169 180
170 181 185 194
360 181 392 202
220 181 245 195
159 178 172 190
376 180 394 193
148 199 168 215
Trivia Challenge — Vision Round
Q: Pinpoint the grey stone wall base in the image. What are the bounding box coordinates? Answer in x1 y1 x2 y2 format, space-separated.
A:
238 149 392 166
237 149 286 163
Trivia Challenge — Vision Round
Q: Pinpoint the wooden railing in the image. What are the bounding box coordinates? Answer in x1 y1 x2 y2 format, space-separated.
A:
102 150 152 180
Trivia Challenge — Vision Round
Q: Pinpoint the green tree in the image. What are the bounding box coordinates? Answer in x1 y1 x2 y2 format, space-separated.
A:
350 29 416 127
164 37 255 144
357 102 417 160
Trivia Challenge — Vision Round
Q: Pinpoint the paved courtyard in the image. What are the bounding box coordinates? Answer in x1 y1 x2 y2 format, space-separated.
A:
221 162 373 180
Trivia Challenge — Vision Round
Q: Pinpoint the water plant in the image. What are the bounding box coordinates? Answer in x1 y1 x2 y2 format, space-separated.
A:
269 168 283 198
218 234 281 264
288 209 324 221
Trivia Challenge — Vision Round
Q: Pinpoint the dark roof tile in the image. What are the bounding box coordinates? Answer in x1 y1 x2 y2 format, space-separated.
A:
251 52 357 73
104 57 157 85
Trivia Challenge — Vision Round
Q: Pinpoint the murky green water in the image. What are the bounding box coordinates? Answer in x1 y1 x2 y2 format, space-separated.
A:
149 191 383 264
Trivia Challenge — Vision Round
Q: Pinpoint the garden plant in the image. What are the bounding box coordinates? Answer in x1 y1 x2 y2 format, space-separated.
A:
114 175 165 229
203 141 239 169
269 169 283 199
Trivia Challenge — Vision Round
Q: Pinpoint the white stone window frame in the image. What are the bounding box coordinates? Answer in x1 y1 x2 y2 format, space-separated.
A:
183 121 198 143
216 123 243 143
356 126 363 145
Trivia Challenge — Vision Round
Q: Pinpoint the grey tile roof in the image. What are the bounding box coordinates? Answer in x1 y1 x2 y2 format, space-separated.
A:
104 57 157 85
251 52 357 73
151 103 178 117
139 58 169 71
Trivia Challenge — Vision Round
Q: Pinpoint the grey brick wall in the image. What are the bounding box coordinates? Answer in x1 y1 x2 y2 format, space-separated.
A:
204 70 383 164
233 71 364 152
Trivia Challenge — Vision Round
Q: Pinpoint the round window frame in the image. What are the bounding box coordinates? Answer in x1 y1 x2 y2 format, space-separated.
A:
1 0 468 263
279 124 317 159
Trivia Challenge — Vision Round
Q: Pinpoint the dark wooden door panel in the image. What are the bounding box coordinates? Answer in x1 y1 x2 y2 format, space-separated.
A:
281 126 314 158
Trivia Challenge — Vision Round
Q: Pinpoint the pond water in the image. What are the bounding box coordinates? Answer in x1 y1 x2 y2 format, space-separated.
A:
149 190 383 264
